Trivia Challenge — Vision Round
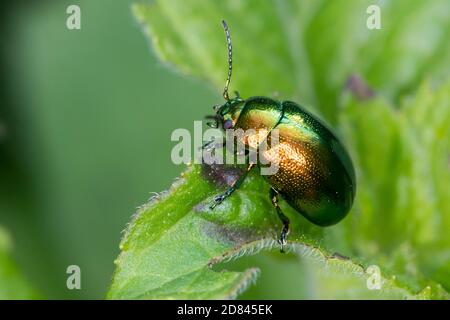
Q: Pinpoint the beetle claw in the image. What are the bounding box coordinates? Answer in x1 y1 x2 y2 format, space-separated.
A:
209 190 233 209
209 195 225 210
278 237 287 253
209 202 220 210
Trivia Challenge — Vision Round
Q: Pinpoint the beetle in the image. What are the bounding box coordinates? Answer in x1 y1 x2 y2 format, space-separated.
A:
205 21 356 251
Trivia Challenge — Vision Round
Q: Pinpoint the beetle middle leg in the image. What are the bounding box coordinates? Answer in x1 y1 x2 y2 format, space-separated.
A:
270 187 290 253
210 163 255 209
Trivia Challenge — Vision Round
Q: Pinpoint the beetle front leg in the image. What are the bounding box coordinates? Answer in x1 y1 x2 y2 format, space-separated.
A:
210 163 255 209
269 187 290 253
201 138 225 151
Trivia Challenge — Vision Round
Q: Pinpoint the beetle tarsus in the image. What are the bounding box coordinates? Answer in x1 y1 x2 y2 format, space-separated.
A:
209 191 233 209
201 139 216 150
278 223 289 253
209 163 255 210
270 187 290 253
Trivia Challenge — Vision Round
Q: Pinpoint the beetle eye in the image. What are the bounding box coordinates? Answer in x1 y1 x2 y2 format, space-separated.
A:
223 119 233 129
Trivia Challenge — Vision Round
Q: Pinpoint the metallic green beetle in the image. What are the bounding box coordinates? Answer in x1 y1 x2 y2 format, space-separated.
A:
206 21 356 251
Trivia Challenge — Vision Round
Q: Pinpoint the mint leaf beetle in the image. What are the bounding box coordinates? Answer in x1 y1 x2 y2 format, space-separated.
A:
205 21 356 252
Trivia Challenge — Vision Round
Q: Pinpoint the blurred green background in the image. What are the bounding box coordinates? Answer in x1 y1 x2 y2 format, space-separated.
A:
0 0 219 299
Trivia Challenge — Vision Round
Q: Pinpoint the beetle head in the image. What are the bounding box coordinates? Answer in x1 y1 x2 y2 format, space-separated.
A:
207 94 244 130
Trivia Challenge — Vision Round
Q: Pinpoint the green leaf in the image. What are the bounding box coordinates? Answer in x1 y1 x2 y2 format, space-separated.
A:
108 166 278 299
109 157 449 299
338 81 450 292
0 226 39 299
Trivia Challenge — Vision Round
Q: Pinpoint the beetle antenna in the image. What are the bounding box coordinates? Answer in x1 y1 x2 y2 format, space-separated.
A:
222 20 232 101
